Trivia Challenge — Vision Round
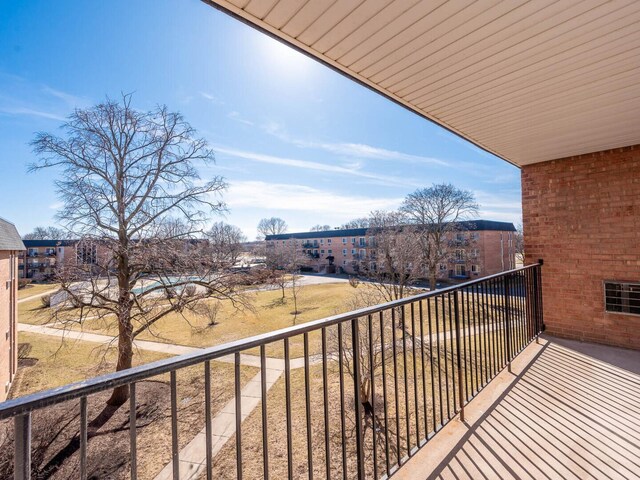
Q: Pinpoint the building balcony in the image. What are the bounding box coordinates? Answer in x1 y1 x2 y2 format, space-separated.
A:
394 335 640 480
1 263 637 479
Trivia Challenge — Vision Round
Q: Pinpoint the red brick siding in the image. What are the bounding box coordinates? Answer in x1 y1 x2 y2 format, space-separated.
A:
0 251 18 401
522 145 640 350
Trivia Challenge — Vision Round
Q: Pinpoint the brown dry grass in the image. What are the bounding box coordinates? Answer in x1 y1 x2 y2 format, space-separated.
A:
27 281 522 363
17 283 60 300
35 282 364 358
3 332 258 480
202 320 521 480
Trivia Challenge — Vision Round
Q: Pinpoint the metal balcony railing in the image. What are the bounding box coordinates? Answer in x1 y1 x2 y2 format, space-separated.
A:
0 264 543 480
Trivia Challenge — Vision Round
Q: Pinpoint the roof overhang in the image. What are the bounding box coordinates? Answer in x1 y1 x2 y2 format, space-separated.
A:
203 0 640 167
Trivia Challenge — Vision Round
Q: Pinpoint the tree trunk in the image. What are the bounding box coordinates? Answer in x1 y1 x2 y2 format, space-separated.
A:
107 243 133 407
429 273 437 291
106 319 134 406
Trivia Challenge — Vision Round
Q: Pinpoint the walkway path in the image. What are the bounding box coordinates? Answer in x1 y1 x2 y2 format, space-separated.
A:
17 288 59 304
155 366 284 480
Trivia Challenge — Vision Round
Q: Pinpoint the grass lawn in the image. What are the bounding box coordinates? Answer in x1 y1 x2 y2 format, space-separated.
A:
17 297 56 325
19 280 525 362
45 282 366 358
207 326 522 480
5 331 258 480
17 283 59 300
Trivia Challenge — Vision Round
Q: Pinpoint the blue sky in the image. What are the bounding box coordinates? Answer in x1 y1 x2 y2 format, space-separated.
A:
0 0 521 240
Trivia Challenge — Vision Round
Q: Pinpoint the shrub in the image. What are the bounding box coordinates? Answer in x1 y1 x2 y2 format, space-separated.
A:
40 294 51 308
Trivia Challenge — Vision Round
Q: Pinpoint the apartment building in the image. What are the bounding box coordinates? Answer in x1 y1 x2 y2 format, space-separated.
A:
18 240 78 281
0 218 25 402
266 220 516 280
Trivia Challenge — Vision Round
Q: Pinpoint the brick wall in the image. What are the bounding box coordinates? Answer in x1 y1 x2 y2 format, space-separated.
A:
522 145 640 350
268 228 515 279
0 251 18 401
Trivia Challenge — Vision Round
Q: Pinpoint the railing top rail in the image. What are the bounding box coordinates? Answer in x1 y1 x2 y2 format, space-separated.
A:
0 263 540 419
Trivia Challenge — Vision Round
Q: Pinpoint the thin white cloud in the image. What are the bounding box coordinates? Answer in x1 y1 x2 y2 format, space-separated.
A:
262 121 449 166
41 86 87 107
199 92 224 105
227 111 254 126
0 107 66 121
0 81 87 122
473 189 522 225
226 180 401 217
213 145 419 187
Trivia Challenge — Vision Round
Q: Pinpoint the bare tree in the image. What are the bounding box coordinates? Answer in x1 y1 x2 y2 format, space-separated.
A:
264 239 305 322
341 217 370 229
515 223 524 265
30 95 242 406
289 266 303 324
400 184 478 290
309 224 332 231
206 221 247 268
359 210 422 302
23 226 66 240
257 217 287 239
328 289 400 456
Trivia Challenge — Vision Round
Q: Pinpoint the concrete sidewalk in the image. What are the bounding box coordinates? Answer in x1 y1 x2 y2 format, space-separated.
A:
17 288 59 304
155 366 284 480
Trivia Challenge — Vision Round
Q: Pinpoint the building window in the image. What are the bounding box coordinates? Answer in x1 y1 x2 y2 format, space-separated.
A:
321 249 325 254
342 249 347 255
439 264 447 271
471 232 479 240
471 264 479 273
471 248 479 258
359 237 366 246
455 249 465 261
351 249 356 255
455 264 466 276
28 248 38 257
343 260 347 265
351 237 356 243
342 238 346 244
320 239 324 244
328 249 332 254
77 242 97 265
327 239 332 244
359 249 366 257
456 233 465 241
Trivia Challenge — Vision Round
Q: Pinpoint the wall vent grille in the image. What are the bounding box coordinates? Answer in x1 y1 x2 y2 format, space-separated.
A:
604 281 640 315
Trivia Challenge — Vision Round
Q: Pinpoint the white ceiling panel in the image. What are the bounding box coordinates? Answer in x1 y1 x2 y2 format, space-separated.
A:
204 0 640 166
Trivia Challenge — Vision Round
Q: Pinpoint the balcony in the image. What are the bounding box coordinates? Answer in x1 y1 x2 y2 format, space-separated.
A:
394 335 640 479
1 263 637 479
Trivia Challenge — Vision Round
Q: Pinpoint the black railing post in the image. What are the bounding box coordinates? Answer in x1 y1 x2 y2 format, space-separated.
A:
504 274 512 373
351 319 366 479
453 290 465 422
537 260 545 336
15 413 31 480
532 266 540 343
